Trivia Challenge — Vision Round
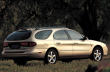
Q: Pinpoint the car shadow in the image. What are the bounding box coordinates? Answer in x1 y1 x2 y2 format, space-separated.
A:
25 61 44 66
85 64 97 72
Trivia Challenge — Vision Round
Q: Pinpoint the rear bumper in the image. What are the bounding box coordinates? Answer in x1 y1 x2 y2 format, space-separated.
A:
1 49 47 59
2 53 45 59
2 53 34 58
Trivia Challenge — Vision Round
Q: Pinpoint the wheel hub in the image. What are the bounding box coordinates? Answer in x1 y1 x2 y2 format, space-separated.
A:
48 51 56 63
94 50 102 61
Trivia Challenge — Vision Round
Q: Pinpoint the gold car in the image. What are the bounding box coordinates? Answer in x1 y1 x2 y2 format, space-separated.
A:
2 27 108 65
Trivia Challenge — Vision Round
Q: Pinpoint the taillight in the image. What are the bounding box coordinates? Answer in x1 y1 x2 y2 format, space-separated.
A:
21 42 36 47
21 42 28 46
3 42 8 47
29 42 36 47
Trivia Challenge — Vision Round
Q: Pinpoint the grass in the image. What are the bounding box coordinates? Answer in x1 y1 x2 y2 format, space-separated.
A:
0 59 99 72
103 67 110 72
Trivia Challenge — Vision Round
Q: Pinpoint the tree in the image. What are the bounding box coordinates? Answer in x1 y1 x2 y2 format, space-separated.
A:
0 0 110 42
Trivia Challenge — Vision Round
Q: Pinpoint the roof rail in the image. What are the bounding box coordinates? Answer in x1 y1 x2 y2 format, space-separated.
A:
18 27 36 31
37 26 67 30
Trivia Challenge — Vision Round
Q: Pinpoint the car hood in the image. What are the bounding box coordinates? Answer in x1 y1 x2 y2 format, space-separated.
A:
87 40 106 46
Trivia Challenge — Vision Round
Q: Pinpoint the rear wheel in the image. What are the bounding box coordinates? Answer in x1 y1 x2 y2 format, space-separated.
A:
91 47 103 61
13 59 27 66
44 49 58 64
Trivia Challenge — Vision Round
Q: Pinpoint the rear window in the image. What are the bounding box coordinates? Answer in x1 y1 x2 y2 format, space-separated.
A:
35 30 52 39
6 30 32 41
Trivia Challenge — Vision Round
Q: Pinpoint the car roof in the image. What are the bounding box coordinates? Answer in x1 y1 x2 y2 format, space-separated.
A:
17 27 71 32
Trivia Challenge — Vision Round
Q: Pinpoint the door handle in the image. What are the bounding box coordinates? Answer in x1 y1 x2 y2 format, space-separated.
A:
73 43 78 45
56 43 61 45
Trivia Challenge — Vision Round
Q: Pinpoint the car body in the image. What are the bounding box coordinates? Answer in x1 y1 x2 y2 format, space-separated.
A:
2 27 108 64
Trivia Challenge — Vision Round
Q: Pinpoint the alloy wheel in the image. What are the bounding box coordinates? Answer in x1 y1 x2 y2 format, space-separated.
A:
93 49 102 61
47 51 57 64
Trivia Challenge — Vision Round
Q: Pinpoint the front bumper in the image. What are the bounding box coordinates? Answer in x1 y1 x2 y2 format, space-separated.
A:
103 45 108 56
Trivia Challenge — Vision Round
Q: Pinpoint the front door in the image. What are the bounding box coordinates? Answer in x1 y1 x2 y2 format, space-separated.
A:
66 30 92 56
72 40 92 55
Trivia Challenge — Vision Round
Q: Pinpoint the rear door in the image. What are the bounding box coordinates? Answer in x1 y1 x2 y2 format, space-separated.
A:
53 30 73 57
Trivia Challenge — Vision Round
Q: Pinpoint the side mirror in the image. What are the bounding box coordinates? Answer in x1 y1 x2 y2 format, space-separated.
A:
81 36 88 40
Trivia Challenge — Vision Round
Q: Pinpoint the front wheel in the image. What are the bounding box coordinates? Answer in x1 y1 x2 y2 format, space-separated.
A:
44 49 58 64
91 47 103 61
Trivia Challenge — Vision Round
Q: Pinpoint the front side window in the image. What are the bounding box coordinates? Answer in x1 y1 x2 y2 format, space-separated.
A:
54 30 69 40
35 30 52 39
67 30 83 40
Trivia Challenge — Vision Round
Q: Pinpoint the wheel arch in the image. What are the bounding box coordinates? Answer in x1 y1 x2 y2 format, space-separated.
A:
45 47 59 57
92 45 103 55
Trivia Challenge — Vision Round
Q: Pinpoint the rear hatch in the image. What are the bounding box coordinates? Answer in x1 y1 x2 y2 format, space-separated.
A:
6 30 31 41
3 30 36 52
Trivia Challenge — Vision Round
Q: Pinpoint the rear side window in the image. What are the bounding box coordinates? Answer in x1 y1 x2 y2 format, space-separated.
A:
53 30 69 40
35 30 52 39
6 30 32 41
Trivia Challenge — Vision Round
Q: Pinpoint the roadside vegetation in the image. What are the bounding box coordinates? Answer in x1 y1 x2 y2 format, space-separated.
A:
0 59 98 72
0 57 110 72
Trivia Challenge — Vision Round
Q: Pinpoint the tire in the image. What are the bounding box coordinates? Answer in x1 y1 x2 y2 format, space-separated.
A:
13 59 27 66
44 49 58 64
91 47 103 61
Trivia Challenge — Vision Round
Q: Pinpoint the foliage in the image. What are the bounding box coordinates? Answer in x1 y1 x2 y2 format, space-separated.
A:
0 0 110 49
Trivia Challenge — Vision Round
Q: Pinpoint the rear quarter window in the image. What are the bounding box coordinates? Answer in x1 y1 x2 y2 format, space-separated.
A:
6 30 32 41
35 30 52 39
